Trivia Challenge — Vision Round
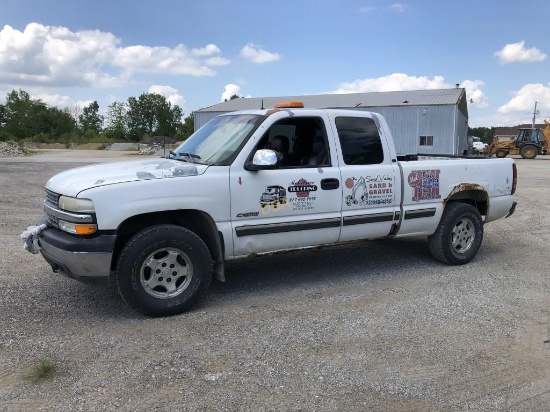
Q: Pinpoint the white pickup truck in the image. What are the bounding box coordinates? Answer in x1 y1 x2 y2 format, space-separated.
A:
23 102 517 316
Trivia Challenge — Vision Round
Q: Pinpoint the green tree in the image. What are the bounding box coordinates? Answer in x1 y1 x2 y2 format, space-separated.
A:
45 107 77 137
2 89 76 139
0 104 5 128
468 126 495 144
224 94 240 102
176 112 194 141
78 101 104 134
126 93 183 141
3 90 47 139
104 101 127 140
0 103 11 141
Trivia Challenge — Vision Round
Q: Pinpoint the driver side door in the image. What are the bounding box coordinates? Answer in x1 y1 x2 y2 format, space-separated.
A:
229 113 342 257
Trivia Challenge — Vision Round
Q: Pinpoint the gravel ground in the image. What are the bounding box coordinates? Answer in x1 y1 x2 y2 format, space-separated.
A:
0 151 549 411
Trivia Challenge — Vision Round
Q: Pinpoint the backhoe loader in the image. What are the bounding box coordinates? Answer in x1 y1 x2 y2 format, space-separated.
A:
485 118 550 159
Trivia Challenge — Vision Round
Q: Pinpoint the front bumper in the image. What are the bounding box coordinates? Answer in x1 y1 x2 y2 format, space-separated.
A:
37 216 116 284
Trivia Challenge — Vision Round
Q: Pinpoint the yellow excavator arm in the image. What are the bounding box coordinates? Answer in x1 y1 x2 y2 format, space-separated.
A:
544 118 550 149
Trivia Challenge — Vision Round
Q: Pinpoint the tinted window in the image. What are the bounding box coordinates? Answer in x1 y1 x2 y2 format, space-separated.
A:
335 117 383 165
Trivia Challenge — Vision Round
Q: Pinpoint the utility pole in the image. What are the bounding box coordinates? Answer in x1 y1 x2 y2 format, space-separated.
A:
532 101 539 129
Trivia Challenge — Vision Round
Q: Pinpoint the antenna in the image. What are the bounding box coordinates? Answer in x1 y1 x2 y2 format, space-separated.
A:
261 99 264 110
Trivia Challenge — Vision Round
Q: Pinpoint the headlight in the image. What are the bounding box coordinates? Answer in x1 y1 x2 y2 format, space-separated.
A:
58 196 95 213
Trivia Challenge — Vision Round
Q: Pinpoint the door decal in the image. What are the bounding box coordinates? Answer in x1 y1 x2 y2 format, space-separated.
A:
344 175 393 206
288 178 317 211
259 185 291 214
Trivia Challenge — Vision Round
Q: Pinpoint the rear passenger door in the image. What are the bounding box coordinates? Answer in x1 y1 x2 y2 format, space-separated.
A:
329 113 400 241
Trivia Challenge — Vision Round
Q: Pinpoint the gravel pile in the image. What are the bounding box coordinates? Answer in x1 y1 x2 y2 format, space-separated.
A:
0 141 26 157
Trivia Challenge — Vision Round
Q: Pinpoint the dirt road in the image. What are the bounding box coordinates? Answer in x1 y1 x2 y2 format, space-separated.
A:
0 151 549 411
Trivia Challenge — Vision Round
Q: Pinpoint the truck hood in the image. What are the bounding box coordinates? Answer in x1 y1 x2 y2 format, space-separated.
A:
46 158 208 197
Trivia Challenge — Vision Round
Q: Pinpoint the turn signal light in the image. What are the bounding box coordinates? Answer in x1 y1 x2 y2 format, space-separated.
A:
75 224 98 235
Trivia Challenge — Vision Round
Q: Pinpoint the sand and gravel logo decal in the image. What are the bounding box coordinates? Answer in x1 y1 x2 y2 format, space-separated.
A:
408 169 441 201
288 178 317 211
345 175 393 206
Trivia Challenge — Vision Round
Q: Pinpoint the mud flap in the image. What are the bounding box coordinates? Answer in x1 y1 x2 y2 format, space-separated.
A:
505 201 517 218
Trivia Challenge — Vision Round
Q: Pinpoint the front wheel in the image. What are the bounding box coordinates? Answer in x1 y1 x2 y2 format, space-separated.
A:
520 145 537 159
495 149 508 158
116 225 213 317
428 203 483 265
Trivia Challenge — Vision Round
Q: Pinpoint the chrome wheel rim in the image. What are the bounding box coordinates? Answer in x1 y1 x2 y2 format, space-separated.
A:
451 217 475 254
140 247 193 299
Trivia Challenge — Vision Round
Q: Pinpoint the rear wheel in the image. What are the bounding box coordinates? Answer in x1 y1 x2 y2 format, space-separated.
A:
495 149 508 158
116 224 212 317
428 203 483 265
520 145 537 159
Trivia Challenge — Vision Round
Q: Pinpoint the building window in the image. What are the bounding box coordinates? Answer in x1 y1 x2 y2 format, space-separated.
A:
419 135 434 146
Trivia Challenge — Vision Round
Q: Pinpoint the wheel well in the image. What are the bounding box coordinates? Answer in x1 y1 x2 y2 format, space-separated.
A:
111 210 225 280
445 188 488 216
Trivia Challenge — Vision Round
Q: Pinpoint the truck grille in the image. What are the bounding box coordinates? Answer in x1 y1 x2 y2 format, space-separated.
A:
45 189 60 208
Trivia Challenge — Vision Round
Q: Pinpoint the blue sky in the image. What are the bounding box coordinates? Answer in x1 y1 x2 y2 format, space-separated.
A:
1 0 549 127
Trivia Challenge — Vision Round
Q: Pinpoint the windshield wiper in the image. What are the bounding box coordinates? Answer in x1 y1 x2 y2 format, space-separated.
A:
170 150 201 163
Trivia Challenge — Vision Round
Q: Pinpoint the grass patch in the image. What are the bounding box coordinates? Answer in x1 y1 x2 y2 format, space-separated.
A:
25 358 58 382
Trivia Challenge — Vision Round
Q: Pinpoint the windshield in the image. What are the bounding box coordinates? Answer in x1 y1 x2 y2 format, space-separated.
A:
173 114 265 164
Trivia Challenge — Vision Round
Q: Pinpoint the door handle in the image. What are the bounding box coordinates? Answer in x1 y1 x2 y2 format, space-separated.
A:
321 178 339 190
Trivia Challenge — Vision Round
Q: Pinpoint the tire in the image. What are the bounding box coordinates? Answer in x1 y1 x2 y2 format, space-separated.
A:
495 149 508 158
428 203 483 265
520 145 537 159
116 225 212 317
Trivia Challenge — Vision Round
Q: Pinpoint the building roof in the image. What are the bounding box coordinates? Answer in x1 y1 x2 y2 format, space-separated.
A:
198 88 468 117
494 123 546 137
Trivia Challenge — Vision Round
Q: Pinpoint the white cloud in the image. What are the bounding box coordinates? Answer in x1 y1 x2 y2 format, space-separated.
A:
390 3 408 12
360 4 407 14
148 85 185 109
333 73 448 93
221 84 241 102
333 73 488 107
114 44 220 76
468 83 550 127
461 79 488 108
497 83 550 114
0 23 228 90
494 41 547 64
191 44 221 56
32 92 73 107
205 56 231 66
240 43 280 64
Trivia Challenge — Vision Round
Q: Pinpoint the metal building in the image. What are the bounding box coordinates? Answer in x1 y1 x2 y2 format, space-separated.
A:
194 88 469 156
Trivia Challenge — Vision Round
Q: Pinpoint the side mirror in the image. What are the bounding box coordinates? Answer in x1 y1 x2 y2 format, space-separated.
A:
245 149 279 171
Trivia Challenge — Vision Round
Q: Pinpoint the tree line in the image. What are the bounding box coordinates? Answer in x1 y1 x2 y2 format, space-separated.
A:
468 127 494 144
0 88 499 145
0 89 194 143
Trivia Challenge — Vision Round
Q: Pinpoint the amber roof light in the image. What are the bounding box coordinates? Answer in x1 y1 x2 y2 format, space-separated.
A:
274 101 304 109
